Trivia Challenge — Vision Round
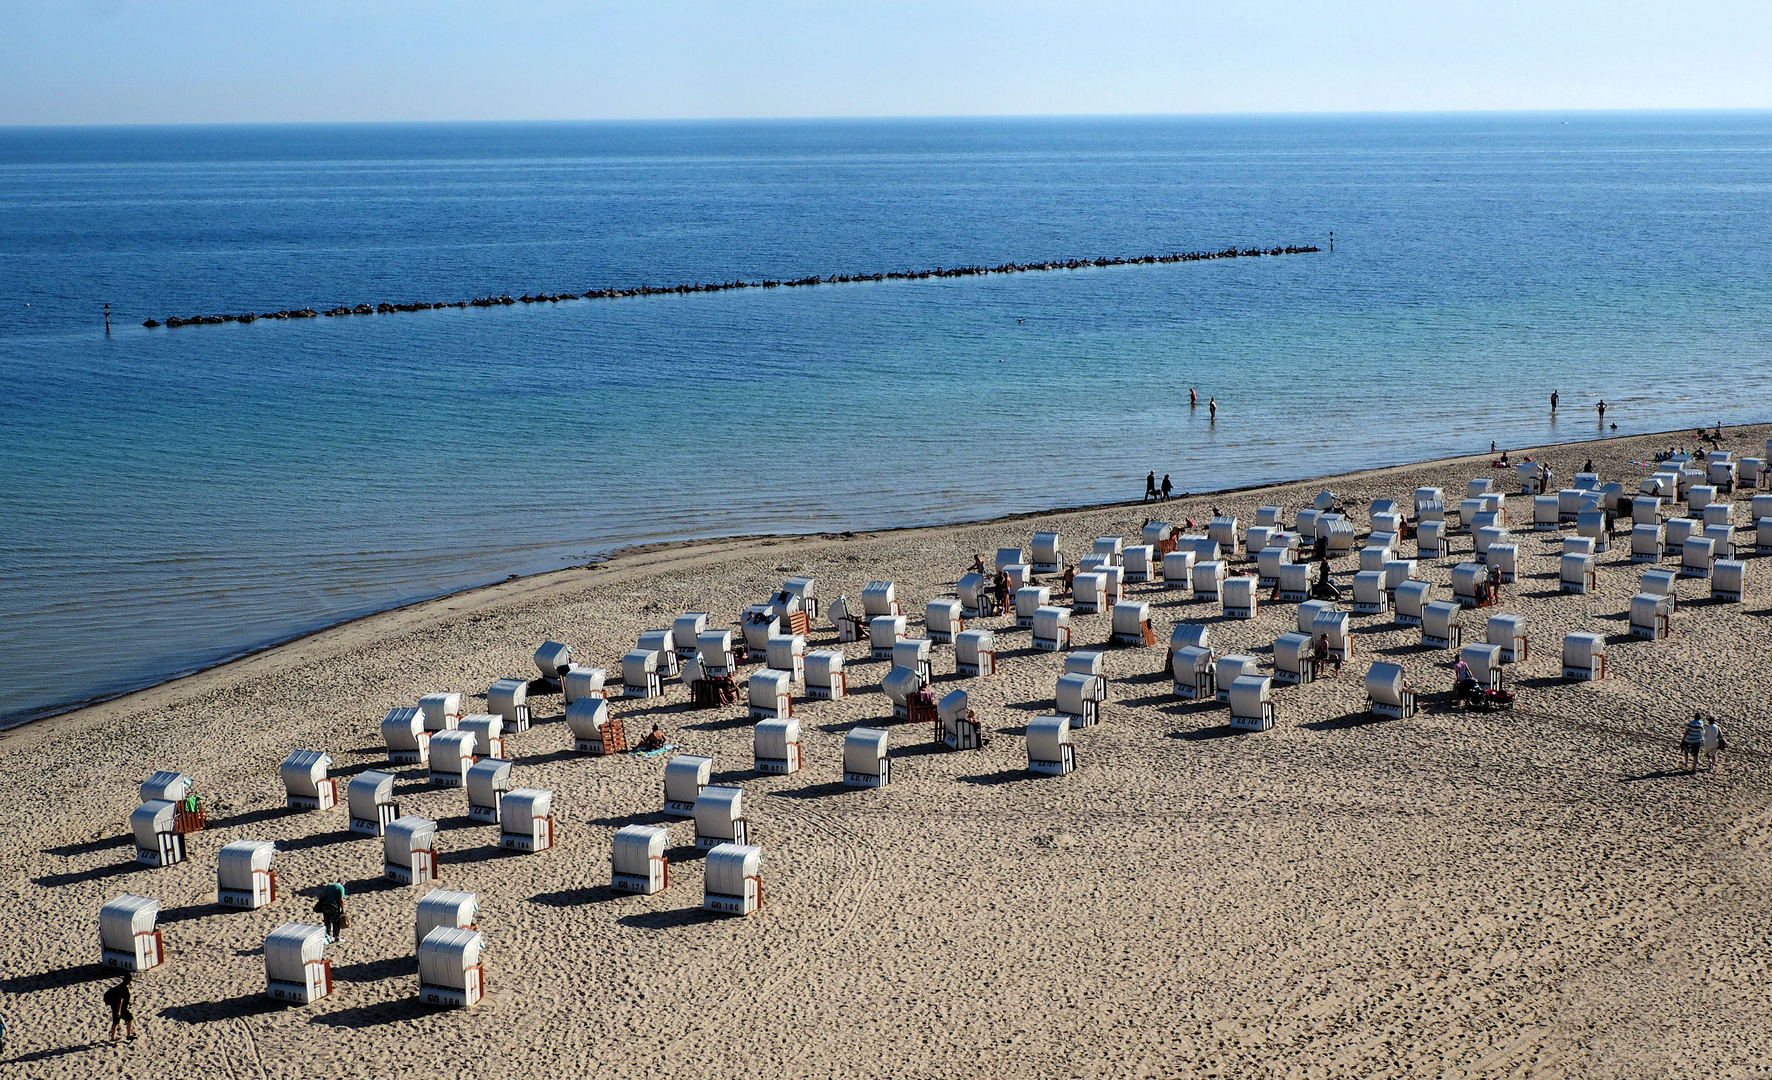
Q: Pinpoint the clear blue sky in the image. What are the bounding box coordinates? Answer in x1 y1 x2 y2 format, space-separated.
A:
5 0 1771 125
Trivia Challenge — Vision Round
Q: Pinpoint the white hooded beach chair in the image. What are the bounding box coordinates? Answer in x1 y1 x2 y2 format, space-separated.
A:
382 707 430 767
1351 570 1388 615
465 758 512 823
1577 511 1609 552
1228 675 1276 732
1207 517 1240 557
611 825 670 894
869 615 907 660
1744 458 1767 489
696 629 737 679
533 641 573 688
265 923 331 1005
926 599 962 645
140 770 191 804
754 717 801 774
280 750 337 811
1475 526 1510 563
1005 563 1032 592
996 547 1027 573
1172 645 1215 701
1422 600 1463 650
1031 532 1063 576
748 669 794 720
739 608 778 658
1365 663 1415 719
100 895 163 971
1689 485 1716 512
418 692 462 732
348 770 399 836
1256 545 1293 588
1557 488 1585 520
1358 544 1392 574
1371 510 1405 536
1325 520 1358 553
459 713 506 760
1124 544 1157 583
619 649 662 701
1680 536 1716 579
1072 571 1109 615
805 649 848 699
843 727 891 787
940 689 983 750
1640 568 1679 605
955 629 997 677
892 637 933 682
1713 559 1745 603
1143 520 1176 549
1162 550 1196 590
1414 519 1450 561
1489 543 1517 582
957 573 992 618
1277 561 1312 603
1064 651 1105 677
1630 592 1673 640
694 786 748 849
1760 516 1772 555
217 840 277 909
1518 462 1542 494
1394 579 1433 627
415 889 479 950
1092 536 1124 566
1168 622 1210 669
1631 523 1665 563
1383 559 1418 598
1450 563 1486 607
1294 510 1321 540
1110 600 1154 646
1192 560 1227 603
499 788 554 852
1486 614 1529 664
862 581 900 622
1702 502 1734 529
1214 655 1258 703
1704 523 1734 561
881 665 925 721
1312 609 1351 662
1246 524 1277 554
1286 596 1327 632
1415 486 1444 518
673 614 709 661
704 843 763 916
1026 715 1075 776
1184 534 1221 562
782 576 819 621
664 755 713 817
1633 494 1663 523
429 729 477 788
1562 632 1606 681
760 632 807 683
418 927 485 1008
639 629 681 678
1560 552 1596 594
131 801 184 867
1466 477 1494 500
566 697 621 755
1013 586 1049 629
383 817 439 885
1456 499 1484 532
1460 644 1503 692
1032 606 1072 652
487 678 530 732
1221 575 1259 619
1273 632 1315 685
1254 506 1284 529
1666 517 1699 553
1055 672 1105 728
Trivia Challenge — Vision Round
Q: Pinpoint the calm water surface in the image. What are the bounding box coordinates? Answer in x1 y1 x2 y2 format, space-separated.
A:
2 115 1771 723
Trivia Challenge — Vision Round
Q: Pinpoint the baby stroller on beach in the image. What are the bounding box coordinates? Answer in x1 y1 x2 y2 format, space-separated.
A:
1453 677 1514 711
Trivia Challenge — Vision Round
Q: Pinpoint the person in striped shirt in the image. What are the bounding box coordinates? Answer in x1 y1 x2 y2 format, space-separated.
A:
1681 712 1705 773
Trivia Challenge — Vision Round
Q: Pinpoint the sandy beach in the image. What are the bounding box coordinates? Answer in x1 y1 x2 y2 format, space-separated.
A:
3 423 1769 1079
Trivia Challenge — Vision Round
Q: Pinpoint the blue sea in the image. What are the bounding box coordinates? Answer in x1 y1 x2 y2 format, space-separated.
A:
3 114 1771 725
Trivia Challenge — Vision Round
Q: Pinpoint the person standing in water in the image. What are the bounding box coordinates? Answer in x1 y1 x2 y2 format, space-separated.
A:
1597 400 1607 422
1189 387 1198 407
1208 397 1217 421
1550 390 1559 412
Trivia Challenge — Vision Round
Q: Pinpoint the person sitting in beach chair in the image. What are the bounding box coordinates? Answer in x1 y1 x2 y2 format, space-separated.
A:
637 723 668 753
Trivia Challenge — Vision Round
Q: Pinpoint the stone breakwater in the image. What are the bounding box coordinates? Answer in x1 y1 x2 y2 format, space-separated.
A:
140 244 1320 328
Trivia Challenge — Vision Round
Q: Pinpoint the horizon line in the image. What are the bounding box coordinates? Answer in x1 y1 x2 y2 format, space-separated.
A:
5 106 1772 132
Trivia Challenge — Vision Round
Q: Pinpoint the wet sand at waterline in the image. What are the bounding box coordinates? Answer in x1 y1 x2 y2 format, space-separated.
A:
4 424 1769 1079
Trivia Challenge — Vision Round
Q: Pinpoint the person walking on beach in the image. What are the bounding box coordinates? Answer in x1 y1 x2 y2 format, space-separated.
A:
1550 390 1559 413
1144 471 1158 503
1160 474 1173 501
1702 716 1727 773
315 880 348 943
1208 397 1217 421
105 972 134 1043
1681 712 1705 773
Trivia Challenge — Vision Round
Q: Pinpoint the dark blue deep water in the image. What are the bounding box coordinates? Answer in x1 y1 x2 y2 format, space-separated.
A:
3 114 1771 723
